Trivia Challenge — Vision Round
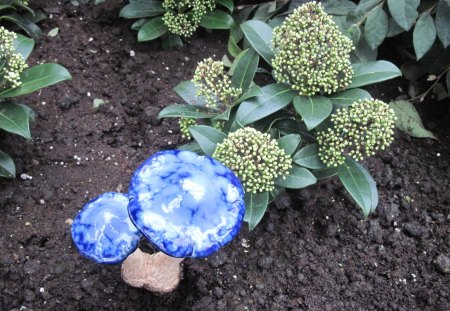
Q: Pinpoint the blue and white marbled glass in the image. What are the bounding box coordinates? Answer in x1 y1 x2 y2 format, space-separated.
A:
128 150 245 258
71 192 142 264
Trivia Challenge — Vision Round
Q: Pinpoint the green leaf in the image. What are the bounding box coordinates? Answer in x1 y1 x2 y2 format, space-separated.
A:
240 20 274 65
387 0 419 31
390 100 436 139
413 13 436 60
292 144 326 169
323 0 356 15
173 80 206 106
364 6 388 49
231 49 259 92
236 84 262 103
349 61 402 88
435 0 450 48
338 158 378 216
0 150 15 178
200 10 234 29
0 102 32 139
216 0 234 12
189 125 226 156
119 0 164 19
293 96 332 130
158 104 217 119
161 33 183 49
228 23 243 58
330 89 372 107
131 18 147 30
177 142 203 153
234 84 296 127
274 165 317 189
277 134 301 155
386 17 405 37
138 17 168 42
352 34 378 63
0 63 72 99
244 191 269 230
312 166 338 180
13 33 34 61
0 13 42 40
253 1 278 21
355 0 383 15
273 118 316 142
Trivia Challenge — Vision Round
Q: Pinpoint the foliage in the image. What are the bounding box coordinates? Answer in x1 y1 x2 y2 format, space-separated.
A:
0 0 43 40
160 2 401 229
320 0 450 103
0 28 72 178
390 100 436 139
96 0 234 47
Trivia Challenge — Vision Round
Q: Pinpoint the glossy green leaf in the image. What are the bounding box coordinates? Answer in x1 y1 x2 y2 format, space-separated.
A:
174 80 206 106
330 89 372 107
323 0 356 15
364 6 388 49
273 119 316 142
234 84 296 127
200 10 234 29
13 34 34 61
228 23 243 57
387 0 419 31
244 191 269 230
240 20 274 65
138 17 168 42
131 18 147 30
0 13 42 40
189 125 226 156
338 158 378 216
277 134 301 155
0 103 32 139
390 100 436 139
177 142 203 154
293 96 332 130
274 165 317 189
352 34 378 63
231 49 259 92
236 85 262 103
253 1 277 21
386 17 405 37
0 150 15 178
355 0 383 15
158 104 218 119
413 13 436 60
435 0 450 48
216 0 234 12
161 33 183 49
292 144 326 169
119 0 164 19
349 61 402 88
0 64 71 99
312 166 338 180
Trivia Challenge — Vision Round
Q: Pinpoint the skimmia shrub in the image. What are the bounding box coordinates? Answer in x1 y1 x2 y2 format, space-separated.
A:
0 27 71 178
160 1 401 229
0 0 43 39
96 0 234 47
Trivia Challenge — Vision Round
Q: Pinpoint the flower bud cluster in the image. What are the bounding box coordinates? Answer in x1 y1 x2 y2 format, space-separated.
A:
317 99 396 167
213 127 292 194
162 0 215 37
178 117 197 139
0 27 28 89
192 58 242 109
272 2 354 96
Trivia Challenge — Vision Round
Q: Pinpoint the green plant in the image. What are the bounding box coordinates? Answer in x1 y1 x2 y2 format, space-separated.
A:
0 0 44 40
160 2 401 229
0 27 72 178
96 0 235 47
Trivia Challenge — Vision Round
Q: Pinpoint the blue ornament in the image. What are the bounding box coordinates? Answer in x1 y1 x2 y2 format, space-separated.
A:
71 192 142 264
128 150 245 258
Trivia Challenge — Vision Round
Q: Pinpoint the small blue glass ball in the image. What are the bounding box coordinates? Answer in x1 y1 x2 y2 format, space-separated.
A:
128 150 245 258
71 192 142 264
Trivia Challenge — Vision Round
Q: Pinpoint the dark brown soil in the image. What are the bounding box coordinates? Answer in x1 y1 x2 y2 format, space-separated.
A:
1 1 449 311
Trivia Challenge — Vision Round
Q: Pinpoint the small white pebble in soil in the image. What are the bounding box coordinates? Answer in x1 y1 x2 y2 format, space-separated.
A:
130 50 135 57
88 37 93 42
168 130 173 133
87 92 91 97
25 222 31 226
241 238 250 248
42 101 46 106
20 174 33 180
168 141 172 145
165 67 169 70
233 275 237 280
393 221 397 226
16 206 20 211
397 86 403 93
437 153 440 157
39 199 45 205
395 228 401 233
39 287 45 293
184 56 190 61
65 218 73 225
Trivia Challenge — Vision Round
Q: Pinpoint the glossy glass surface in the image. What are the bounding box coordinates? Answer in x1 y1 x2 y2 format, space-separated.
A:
128 150 245 258
71 192 142 264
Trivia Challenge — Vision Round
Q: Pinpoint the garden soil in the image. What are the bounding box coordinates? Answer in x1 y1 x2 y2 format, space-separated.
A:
0 1 449 310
